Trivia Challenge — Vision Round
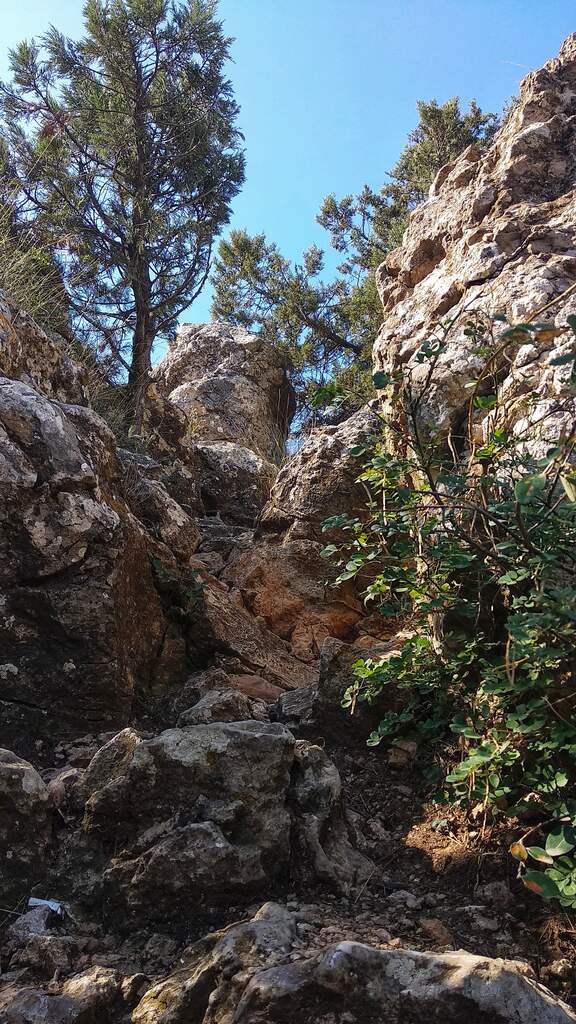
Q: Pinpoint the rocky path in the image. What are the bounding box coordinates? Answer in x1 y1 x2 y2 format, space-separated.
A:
4 31 576 1024
2 710 576 1022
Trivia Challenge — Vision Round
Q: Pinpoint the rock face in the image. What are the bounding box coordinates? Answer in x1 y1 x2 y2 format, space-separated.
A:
217 407 383 662
74 722 295 921
0 378 180 754
374 34 576 448
187 582 319 689
261 405 381 541
153 323 295 522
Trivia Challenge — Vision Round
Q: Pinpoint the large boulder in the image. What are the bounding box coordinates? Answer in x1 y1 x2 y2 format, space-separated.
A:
153 323 295 523
260 405 381 541
0 379 182 755
374 34 576 448
225 943 576 1023
83 721 294 919
194 440 277 524
0 748 52 904
131 903 576 1024
154 323 294 462
0 966 147 1024
53 723 371 927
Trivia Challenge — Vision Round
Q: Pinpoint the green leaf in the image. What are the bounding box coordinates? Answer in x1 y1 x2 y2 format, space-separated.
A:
372 371 392 388
515 474 547 505
498 568 531 585
522 871 561 900
473 394 497 410
320 544 338 559
545 826 576 857
526 846 554 865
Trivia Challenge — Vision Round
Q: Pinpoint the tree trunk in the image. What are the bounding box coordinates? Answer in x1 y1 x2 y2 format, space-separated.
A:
129 271 152 434
128 57 153 436
128 330 152 435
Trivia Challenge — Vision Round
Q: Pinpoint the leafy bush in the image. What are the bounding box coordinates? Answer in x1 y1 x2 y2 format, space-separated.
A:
323 311 576 905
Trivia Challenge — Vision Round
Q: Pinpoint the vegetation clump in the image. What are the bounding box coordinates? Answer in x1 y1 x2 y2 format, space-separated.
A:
323 309 576 908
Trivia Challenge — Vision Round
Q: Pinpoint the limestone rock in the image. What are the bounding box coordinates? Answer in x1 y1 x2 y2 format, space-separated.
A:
273 637 386 741
221 537 362 661
187 582 319 691
130 904 576 1024
64 722 295 921
218 407 382 660
289 740 373 892
118 451 200 562
0 379 181 755
152 323 295 523
0 749 52 904
131 902 297 1024
0 293 86 405
261 405 381 541
6 905 57 944
374 35 576 449
232 943 576 1023
154 323 294 462
195 440 277 524
226 672 284 701
0 965 147 1023
176 688 269 725
52 721 371 929
9 934 79 978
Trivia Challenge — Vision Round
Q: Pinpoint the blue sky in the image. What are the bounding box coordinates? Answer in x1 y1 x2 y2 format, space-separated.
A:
1 1 574 333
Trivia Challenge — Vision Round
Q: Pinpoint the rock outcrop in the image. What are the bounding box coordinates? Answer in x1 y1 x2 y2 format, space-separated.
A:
0 294 86 405
153 323 295 523
1 723 372 924
374 34 576 450
0 317 317 756
218 407 384 662
261 405 381 541
0 377 184 755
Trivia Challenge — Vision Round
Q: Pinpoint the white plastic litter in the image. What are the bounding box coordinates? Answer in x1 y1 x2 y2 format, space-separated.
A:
27 897 64 915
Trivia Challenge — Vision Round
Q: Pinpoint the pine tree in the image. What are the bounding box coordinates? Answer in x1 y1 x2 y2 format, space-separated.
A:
1 0 245 426
211 97 497 413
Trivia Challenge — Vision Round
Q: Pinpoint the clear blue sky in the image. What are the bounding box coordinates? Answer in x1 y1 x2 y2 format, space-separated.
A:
1 1 574 335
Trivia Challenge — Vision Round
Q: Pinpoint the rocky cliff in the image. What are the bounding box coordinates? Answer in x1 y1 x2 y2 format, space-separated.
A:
2 36 576 1024
374 33 576 448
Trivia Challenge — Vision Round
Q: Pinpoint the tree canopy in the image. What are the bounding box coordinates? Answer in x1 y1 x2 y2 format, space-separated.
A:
1 0 245 424
211 97 498 415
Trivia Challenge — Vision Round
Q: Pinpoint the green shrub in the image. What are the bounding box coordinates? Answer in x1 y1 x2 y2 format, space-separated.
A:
323 311 576 905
